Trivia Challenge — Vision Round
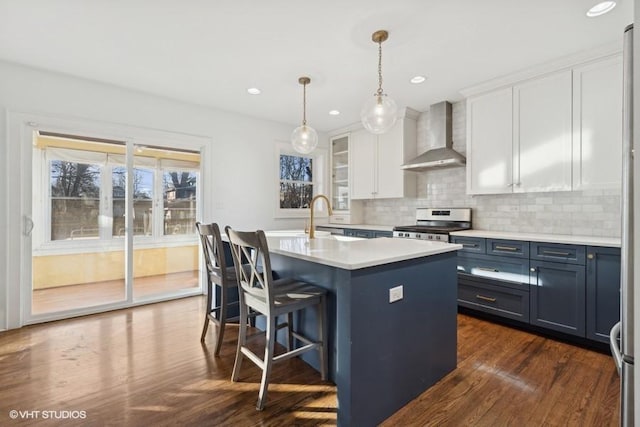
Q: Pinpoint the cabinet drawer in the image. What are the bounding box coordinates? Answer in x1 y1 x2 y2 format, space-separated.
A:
450 236 486 254
458 275 530 322
373 230 393 238
530 242 586 265
457 253 530 284
346 229 374 238
487 239 529 258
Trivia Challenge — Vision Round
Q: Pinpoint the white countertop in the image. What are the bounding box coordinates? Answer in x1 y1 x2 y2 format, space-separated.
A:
264 231 462 270
450 229 621 248
317 223 395 232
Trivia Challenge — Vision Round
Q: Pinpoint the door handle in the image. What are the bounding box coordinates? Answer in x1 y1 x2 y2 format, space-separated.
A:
477 267 499 272
495 245 518 251
476 294 497 302
23 215 34 237
542 250 571 256
610 322 622 376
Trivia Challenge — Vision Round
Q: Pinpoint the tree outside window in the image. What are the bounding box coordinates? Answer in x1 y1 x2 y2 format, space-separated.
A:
163 171 197 235
50 160 101 240
279 154 313 209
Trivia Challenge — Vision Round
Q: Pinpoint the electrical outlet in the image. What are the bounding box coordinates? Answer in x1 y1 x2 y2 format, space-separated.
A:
389 285 403 303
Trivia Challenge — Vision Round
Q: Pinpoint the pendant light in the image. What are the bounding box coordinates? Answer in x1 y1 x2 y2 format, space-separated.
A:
360 30 398 135
291 76 318 154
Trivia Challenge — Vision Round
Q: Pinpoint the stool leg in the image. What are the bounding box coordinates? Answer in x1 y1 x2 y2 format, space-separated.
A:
231 298 248 382
257 314 277 411
200 280 213 342
214 282 227 356
287 312 294 351
318 295 328 381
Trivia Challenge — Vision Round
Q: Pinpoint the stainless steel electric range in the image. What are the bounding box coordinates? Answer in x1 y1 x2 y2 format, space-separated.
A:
392 208 472 242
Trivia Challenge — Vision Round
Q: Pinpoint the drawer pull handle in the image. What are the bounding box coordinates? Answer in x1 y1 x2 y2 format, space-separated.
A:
542 250 571 256
477 267 499 272
495 245 518 251
463 243 478 248
476 294 497 303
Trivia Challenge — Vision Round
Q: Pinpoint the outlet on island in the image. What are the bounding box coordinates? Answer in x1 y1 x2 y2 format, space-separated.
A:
389 285 404 303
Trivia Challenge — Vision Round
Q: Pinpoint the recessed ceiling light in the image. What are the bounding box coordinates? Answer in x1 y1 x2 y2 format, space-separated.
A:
586 1 616 17
329 110 340 116
247 87 261 95
410 75 427 84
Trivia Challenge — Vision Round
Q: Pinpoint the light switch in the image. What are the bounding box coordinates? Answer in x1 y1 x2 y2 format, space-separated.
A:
389 285 403 303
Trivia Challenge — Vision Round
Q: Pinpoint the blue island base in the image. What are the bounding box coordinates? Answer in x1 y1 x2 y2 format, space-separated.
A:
268 251 458 426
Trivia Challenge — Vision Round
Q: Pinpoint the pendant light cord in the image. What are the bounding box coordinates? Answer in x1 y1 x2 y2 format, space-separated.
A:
377 41 384 96
302 81 307 126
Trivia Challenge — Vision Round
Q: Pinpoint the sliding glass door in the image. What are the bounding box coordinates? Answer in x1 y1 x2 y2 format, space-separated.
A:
24 126 203 323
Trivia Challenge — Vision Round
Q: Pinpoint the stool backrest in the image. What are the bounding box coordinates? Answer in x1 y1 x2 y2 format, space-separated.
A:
196 222 229 284
225 227 274 309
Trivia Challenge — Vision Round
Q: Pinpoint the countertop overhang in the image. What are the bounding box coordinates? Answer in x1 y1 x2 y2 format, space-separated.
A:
264 231 462 270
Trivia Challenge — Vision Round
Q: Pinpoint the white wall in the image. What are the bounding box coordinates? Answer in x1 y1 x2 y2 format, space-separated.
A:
0 60 326 330
363 101 621 237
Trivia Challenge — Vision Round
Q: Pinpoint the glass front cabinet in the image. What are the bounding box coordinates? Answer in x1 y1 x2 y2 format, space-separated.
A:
330 134 350 212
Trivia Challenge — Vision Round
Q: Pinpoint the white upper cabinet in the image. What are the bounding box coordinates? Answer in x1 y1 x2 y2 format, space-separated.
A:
572 55 623 190
466 88 513 194
350 129 376 199
513 69 573 192
465 51 622 195
351 109 417 200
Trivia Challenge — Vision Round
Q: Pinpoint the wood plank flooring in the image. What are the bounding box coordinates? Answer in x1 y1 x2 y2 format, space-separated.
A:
0 296 619 426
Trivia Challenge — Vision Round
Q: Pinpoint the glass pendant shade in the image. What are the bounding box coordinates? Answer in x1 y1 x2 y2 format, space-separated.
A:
291 124 318 154
291 76 318 154
361 29 397 135
361 94 398 134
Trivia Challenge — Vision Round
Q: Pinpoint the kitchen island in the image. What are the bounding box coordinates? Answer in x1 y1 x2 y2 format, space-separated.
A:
262 232 462 426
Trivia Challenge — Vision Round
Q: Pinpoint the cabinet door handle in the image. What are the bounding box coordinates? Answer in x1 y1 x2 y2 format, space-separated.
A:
477 267 500 272
587 253 595 260
495 245 518 251
542 250 571 256
530 267 536 272
476 294 497 303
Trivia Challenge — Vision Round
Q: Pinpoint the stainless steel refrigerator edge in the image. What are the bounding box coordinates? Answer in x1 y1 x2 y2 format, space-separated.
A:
611 23 635 427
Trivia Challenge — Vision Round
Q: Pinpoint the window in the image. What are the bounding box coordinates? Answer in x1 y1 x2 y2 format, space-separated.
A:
112 167 154 237
35 134 200 248
275 143 327 218
50 160 101 240
279 154 313 209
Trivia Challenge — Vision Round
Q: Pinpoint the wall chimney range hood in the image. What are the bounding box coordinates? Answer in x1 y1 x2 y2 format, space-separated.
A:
401 101 466 171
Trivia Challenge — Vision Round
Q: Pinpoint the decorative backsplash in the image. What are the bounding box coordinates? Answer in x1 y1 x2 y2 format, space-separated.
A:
362 101 622 237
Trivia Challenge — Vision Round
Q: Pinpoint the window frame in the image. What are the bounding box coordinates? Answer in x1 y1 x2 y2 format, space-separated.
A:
274 142 328 219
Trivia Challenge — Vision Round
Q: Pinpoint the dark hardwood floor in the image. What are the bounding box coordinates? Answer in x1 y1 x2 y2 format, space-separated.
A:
0 296 619 426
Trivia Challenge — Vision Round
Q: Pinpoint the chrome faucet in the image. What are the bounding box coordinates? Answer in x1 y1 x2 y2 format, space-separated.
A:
309 194 333 239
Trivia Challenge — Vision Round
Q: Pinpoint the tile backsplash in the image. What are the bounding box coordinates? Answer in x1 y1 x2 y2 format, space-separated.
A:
362 101 622 238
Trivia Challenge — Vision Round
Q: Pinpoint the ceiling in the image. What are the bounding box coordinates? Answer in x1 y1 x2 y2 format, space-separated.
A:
0 0 633 132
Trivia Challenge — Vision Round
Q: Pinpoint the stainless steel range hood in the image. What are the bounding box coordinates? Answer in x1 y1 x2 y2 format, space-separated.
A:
401 101 466 171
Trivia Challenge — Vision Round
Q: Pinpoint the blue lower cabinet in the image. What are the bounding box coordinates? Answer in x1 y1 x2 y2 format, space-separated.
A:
450 236 486 254
373 230 393 238
530 260 586 337
586 246 621 343
458 274 529 322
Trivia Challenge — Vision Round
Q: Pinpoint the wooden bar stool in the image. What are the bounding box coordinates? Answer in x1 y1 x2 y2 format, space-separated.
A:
225 226 328 411
195 222 238 356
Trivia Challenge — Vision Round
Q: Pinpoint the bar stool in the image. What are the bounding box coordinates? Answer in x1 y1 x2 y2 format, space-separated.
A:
195 222 238 356
225 226 328 411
